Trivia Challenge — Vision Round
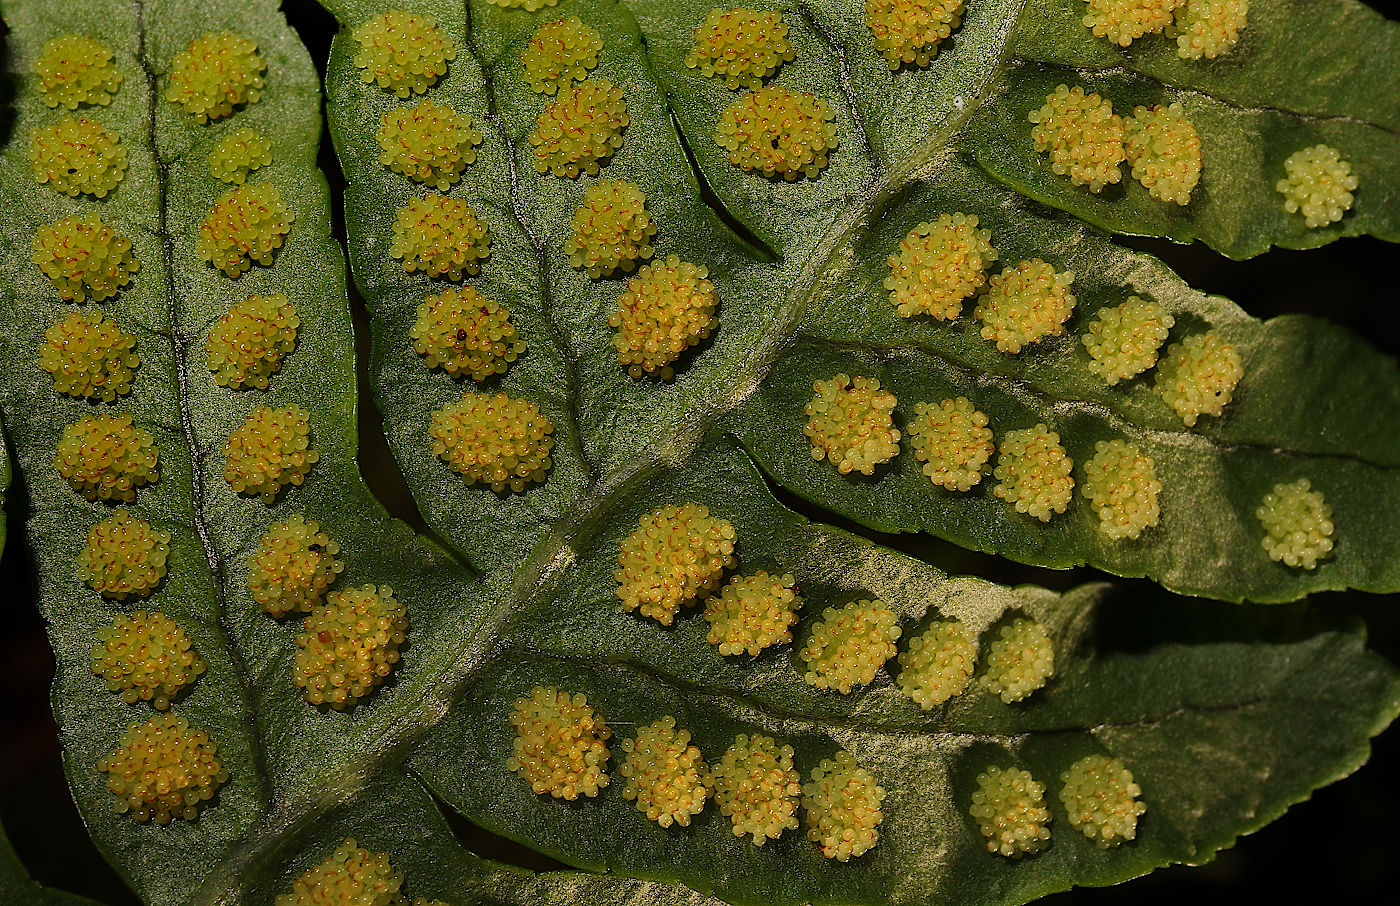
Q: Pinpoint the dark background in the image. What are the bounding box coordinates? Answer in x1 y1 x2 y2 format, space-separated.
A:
3 1 1399 903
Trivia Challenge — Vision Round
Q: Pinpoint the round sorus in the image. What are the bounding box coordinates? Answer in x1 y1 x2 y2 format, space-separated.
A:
1168 0 1249 60
429 392 554 492
486 0 559 9
411 287 525 381
1124 103 1201 205
247 515 344 618
865 0 966 68
351 10 455 98
507 686 611 800
896 620 977 708
715 86 837 181
208 127 273 184
377 100 483 190
619 716 710 828
1276 144 1358 229
1081 296 1174 386
1081 0 1181 47
801 600 902 693
28 116 126 197
1060 754 1145 847
1154 330 1243 426
275 839 403 906
39 310 140 402
802 750 886 861
205 293 300 390
975 260 1075 354
616 503 736 625
705 571 802 657
166 32 265 123
906 397 994 492
1256 478 1334 570
684 9 794 90
1029 85 1125 193
530 78 629 178
91 611 205 710
76 510 170 600
98 713 227 823
197 183 295 277
803 374 901 476
391 195 491 280
223 406 318 503
1081 439 1161 541
521 17 602 95
565 179 656 279
970 765 1051 857
993 425 1075 522
35 34 122 108
884 213 997 320
55 413 158 502
983 617 1055 703
711 733 801 845
293 584 407 708
33 213 140 303
609 255 717 380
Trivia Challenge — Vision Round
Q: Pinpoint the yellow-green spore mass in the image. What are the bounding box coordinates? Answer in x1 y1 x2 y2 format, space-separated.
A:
616 503 736 625
1276 144 1358 229
40 310 140 402
55 413 158 502
1168 0 1249 60
36 34 122 108
975 260 1075 354
98 713 227 824
609 255 717 380
91 611 205 710
970 765 1051 857
716 86 837 181
993 425 1073 522
619 716 710 828
1029 85 1124 193
247 515 343 618
377 100 482 190
803 374 900 476
28 116 126 197
351 10 455 98
906 397 994 492
1082 439 1161 541
521 17 602 95
197 183 295 277
1257 478 1334 570
293 584 407 708
711 733 801 845
205 293 299 390
391 195 491 280
884 214 996 320
530 79 629 178
33 213 140 303
275 839 403 906
1154 330 1243 426
897 620 977 708
487 0 559 9
800 600 902 694
802 750 886 861
983 617 1055 703
166 32 265 123
1125 103 1201 205
411 287 524 380
1081 0 1181 47
1060 755 1145 847
704 571 802 656
76 510 170 600
208 127 273 184
565 179 656 279
865 0 966 68
1081 297 1174 385
429 392 554 493
507 686 611 800
685 8 794 90
223 406 318 503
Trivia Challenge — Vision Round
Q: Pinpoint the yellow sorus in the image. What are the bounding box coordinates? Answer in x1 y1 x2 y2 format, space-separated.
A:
716 86 837 181
710 733 801 845
975 260 1076 354
1029 85 1125 193
803 374 901 476
377 100 482 190
684 9 794 90
197 183 295 277
275 839 404 906
223 406 318 503
208 127 273 184
411 287 525 381
1257 478 1334 570
507 686 611 800
1154 330 1243 426
205 294 299 390
247 515 344 618
91 611 205 710
1081 439 1161 541
1168 0 1249 60
76 510 170 600
55 413 158 502
1124 103 1201 205
1060 754 1145 847
486 0 559 9
35 34 122 108
800 600 902 694
530 79 629 178
1081 0 1181 47
391 195 492 280
565 179 656 279
33 213 140 303
906 397 994 492
39 310 140 402
351 10 455 98
616 503 736 625
704 571 802 657
608 255 717 380
896 620 977 708
865 0 966 68
969 765 1051 857
802 750 885 861
166 32 265 123
28 116 127 197
293 584 407 708
1081 297 1174 385
98 713 227 824
1276 144 1358 229
884 214 997 320
521 17 602 95
429 392 555 493
619 716 710 828
983 617 1055 703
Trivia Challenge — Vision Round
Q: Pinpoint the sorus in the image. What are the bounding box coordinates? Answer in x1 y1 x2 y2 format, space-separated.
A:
28 116 127 197
54 413 158 502
205 293 300 390
803 374 901 476
906 397 994 492
411 287 525 381
429 392 554 493
507 686 611 800
35 34 122 108
76 510 170 600
196 183 295 277
530 78 629 178
391 195 492 280
1168 0 1249 60
97 713 227 823
800 600 902 694
521 17 602 95
711 733 801 845
685 9 794 90
1080 296 1174 385
166 32 265 123
1081 0 1181 47
1029 85 1124 193
1256 478 1334 570
865 0 966 68
208 127 273 184
1154 330 1243 426
565 179 656 279
223 406 318 503
1060 754 1145 847
351 10 455 98
608 255 717 380
619 716 710 827
1124 103 1201 205
975 260 1075 354
802 750 885 860
982 617 1055 703
377 100 483 190
1276 144 1358 229
704 571 802 657
615 502 736 625
32 213 139 302
275 839 404 906
896 620 978 708
1080 439 1161 541
247 515 344 617
293 584 407 708
91 611 204 710
884 214 997 320
715 86 837 180
993 425 1075 522
39 310 140 402
970 765 1051 857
